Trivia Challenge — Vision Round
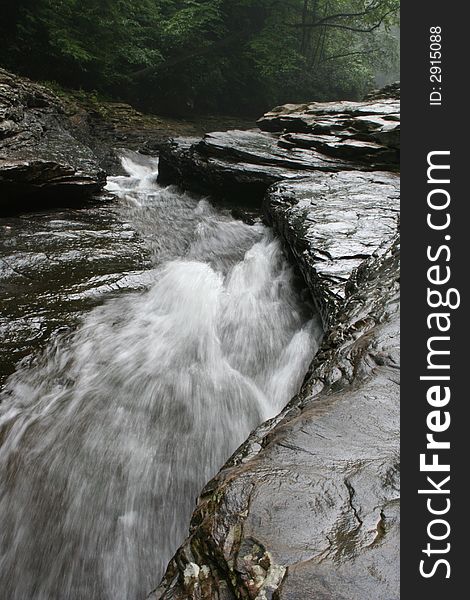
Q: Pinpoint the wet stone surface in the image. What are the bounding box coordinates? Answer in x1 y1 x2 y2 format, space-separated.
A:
264 171 400 327
152 85 400 600
157 130 363 202
0 69 106 211
157 92 399 205
0 153 322 600
1 74 401 598
0 203 152 388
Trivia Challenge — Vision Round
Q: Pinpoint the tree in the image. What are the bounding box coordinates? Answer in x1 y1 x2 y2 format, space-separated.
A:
0 0 400 114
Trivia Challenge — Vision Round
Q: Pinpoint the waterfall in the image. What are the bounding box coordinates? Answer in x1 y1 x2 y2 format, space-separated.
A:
0 152 322 599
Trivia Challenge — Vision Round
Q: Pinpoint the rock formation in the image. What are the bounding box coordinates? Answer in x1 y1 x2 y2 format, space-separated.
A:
151 88 400 599
265 171 399 327
0 69 107 212
152 235 399 600
157 94 399 202
0 68 259 213
0 67 400 596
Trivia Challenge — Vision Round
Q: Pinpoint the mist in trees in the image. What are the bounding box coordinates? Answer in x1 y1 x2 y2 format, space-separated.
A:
0 0 399 115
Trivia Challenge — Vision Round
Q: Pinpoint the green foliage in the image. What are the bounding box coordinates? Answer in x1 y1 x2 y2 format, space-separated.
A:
0 0 399 114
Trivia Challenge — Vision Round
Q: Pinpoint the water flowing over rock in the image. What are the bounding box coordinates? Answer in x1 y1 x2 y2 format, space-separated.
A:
0 178 156 386
153 236 400 600
0 154 322 600
1 76 400 599
152 86 400 599
0 69 105 212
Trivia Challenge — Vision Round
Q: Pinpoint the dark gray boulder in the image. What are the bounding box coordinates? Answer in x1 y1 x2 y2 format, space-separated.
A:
152 236 400 600
0 69 106 212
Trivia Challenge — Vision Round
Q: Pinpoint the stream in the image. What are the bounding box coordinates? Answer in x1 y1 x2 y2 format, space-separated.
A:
0 152 322 599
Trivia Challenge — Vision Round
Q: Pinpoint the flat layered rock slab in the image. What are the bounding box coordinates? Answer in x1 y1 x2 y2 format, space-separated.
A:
198 130 357 171
259 98 400 129
264 171 400 327
257 96 399 168
157 135 293 201
153 238 400 600
158 87 400 202
279 132 398 166
157 130 364 202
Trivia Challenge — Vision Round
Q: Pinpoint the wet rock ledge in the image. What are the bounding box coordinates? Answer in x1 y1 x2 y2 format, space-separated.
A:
158 92 399 202
152 87 400 599
265 171 399 328
0 69 106 211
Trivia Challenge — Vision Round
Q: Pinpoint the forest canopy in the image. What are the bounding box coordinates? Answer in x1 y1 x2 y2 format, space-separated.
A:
0 0 400 115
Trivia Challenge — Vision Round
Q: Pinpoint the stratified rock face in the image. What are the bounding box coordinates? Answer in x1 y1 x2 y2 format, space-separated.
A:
158 94 399 202
152 236 400 600
265 171 400 327
0 69 106 211
258 98 399 165
364 81 400 101
157 130 360 202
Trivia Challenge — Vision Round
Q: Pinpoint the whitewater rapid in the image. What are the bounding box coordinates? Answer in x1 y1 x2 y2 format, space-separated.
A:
0 152 322 599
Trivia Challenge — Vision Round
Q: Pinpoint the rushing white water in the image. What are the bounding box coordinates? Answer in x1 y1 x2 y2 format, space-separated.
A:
0 152 322 599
